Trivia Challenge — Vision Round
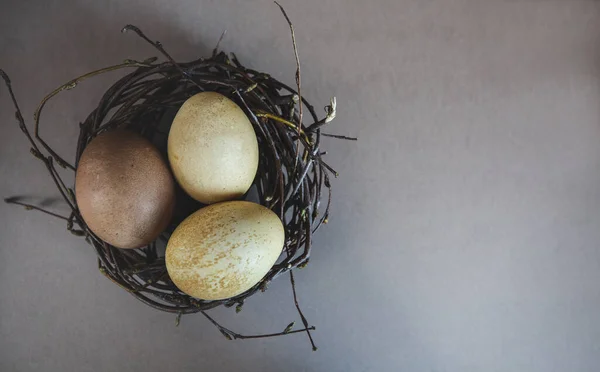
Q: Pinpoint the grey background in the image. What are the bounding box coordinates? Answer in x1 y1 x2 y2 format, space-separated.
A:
1 0 600 371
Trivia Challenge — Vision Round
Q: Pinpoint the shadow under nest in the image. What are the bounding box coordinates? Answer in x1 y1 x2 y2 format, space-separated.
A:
1 18 355 350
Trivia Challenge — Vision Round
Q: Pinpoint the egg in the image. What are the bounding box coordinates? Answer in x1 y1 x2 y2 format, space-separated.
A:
165 201 284 300
75 130 175 249
167 92 259 204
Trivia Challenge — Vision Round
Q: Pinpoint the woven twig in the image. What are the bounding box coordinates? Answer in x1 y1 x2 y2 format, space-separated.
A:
1 11 354 350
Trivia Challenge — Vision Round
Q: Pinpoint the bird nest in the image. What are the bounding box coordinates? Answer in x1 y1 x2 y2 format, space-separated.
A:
1 7 354 350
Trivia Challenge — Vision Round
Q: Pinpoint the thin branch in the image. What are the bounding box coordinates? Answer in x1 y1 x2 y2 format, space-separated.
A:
255 111 310 143
200 310 315 340
321 132 357 141
213 29 227 57
33 60 153 171
289 270 318 350
121 25 202 90
275 1 303 168
4 198 69 221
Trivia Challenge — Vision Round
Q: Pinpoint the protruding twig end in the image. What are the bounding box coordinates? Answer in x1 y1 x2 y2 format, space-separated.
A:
121 24 139 34
175 312 182 327
324 97 337 123
0 69 10 84
213 29 227 57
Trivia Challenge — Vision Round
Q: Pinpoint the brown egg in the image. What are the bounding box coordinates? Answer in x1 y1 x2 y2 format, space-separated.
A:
75 130 175 249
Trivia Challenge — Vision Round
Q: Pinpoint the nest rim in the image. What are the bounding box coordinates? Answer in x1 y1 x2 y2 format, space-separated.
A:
1 17 354 347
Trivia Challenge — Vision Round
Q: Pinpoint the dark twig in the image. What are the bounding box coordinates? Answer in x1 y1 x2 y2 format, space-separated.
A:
200 310 315 340
275 1 303 168
213 29 227 57
322 132 358 141
289 269 317 350
121 25 202 90
33 61 153 170
4 197 69 221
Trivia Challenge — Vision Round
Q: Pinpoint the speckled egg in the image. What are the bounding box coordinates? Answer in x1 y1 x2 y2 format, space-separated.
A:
75 130 175 249
165 201 284 300
167 92 259 204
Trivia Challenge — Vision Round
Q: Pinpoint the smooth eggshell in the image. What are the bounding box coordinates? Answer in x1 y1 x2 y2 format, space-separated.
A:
167 92 259 204
75 130 175 249
165 201 284 300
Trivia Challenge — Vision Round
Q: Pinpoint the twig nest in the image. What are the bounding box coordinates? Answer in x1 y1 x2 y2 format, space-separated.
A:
2 11 355 346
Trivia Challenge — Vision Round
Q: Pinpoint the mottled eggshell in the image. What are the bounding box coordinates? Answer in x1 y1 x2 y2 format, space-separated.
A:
165 201 284 300
75 130 175 249
167 92 259 204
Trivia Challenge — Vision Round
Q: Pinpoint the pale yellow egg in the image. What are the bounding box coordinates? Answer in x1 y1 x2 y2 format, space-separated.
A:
165 201 284 300
167 92 259 204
